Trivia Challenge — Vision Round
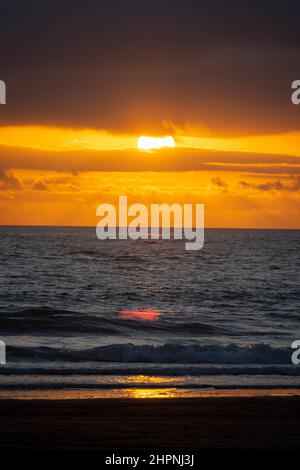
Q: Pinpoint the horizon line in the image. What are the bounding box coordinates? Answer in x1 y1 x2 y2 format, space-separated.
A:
0 224 299 231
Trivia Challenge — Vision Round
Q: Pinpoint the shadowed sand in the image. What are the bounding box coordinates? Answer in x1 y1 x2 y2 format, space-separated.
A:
1 392 300 450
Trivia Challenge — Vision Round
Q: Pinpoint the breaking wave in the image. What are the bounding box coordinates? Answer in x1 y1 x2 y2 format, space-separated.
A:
8 342 292 364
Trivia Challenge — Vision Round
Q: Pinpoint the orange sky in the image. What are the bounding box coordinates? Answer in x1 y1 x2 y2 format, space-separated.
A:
1 2 300 228
0 125 299 228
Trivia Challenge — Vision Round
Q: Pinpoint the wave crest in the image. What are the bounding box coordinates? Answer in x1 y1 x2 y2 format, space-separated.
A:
9 342 292 364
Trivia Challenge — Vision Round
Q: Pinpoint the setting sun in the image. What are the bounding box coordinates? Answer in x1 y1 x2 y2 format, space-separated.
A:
137 135 176 151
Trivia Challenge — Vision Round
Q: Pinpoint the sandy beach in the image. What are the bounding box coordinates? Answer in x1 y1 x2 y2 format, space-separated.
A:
1 393 300 451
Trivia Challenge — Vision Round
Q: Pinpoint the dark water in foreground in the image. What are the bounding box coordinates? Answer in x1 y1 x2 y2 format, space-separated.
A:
0 227 300 391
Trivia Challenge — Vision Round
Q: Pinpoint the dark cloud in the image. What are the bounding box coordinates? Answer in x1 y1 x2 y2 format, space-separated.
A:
32 181 47 191
1 1 300 134
0 144 300 175
0 169 22 190
211 177 228 191
239 176 300 192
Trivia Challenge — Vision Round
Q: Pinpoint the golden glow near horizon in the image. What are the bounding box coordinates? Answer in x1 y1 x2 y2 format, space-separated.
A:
0 125 300 229
0 126 137 151
0 126 300 157
137 135 176 151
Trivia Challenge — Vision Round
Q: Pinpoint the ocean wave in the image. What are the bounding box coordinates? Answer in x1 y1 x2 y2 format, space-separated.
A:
0 308 224 335
8 342 293 365
1 364 300 377
0 383 299 391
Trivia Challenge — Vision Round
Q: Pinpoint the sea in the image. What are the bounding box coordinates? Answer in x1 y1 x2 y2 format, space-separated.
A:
0 226 300 396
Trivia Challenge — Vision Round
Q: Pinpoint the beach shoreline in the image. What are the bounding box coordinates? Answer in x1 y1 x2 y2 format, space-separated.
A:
1 392 300 450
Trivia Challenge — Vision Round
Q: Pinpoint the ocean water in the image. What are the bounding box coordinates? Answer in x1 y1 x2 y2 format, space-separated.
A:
0 226 300 393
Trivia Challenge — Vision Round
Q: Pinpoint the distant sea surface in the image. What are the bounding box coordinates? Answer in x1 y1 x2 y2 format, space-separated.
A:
0 227 300 393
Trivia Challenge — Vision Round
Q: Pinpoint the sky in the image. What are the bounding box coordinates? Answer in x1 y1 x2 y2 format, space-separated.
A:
0 0 300 228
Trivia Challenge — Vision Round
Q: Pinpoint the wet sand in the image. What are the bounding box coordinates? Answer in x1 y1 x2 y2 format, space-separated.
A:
0 393 300 450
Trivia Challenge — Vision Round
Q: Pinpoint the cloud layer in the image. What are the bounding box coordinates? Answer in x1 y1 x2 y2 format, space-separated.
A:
1 0 300 134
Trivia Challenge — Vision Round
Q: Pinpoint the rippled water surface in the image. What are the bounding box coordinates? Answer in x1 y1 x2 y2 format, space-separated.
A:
0 227 299 390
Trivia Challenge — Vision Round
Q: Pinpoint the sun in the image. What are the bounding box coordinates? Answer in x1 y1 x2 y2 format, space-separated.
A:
137 135 175 151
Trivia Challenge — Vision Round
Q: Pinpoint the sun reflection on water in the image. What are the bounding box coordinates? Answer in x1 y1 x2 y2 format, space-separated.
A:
125 388 179 399
115 375 183 384
118 309 160 321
